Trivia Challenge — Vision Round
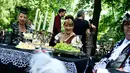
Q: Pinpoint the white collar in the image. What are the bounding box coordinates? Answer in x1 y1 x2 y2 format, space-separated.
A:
124 38 130 44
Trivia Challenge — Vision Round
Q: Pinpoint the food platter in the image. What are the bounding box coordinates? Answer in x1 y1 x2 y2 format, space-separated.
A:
54 42 81 55
54 48 85 56
15 41 35 50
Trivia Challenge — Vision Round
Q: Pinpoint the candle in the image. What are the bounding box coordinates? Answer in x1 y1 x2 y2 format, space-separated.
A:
43 11 48 30
37 13 43 31
34 9 39 30
47 12 55 33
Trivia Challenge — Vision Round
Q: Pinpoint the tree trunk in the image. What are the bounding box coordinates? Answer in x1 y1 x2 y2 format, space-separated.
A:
91 0 101 56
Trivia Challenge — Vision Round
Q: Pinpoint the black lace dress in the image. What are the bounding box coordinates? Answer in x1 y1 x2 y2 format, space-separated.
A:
11 22 32 45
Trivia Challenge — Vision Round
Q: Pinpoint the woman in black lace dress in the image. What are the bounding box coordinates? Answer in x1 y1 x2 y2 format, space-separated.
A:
11 8 32 45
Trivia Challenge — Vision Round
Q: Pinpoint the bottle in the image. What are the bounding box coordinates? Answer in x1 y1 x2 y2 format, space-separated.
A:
4 28 13 44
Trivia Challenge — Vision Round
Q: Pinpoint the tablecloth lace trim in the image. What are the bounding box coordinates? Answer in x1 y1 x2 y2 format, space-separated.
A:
0 47 33 68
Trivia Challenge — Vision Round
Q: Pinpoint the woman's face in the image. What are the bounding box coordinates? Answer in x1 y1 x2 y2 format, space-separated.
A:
18 13 27 25
124 22 130 40
64 22 74 34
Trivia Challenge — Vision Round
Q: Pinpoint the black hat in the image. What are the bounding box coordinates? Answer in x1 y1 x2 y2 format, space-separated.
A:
123 13 130 22
16 6 29 15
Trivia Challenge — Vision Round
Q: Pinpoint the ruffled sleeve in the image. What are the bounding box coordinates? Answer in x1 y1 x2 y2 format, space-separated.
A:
54 33 62 43
71 35 83 49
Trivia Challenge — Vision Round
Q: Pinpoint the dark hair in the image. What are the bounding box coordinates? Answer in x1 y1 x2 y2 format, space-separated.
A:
20 11 28 15
65 15 74 21
16 6 29 15
58 8 66 13
77 10 85 17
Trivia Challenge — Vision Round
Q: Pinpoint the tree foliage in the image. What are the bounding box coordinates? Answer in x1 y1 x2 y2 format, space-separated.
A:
98 0 130 45
0 0 74 30
75 0 130 53
76 0 130 41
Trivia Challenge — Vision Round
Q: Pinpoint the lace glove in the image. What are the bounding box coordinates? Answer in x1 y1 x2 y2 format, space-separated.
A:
94 61 107 71
93 58 110 71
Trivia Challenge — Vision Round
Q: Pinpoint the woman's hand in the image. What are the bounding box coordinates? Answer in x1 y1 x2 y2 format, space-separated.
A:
116 68 125 72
